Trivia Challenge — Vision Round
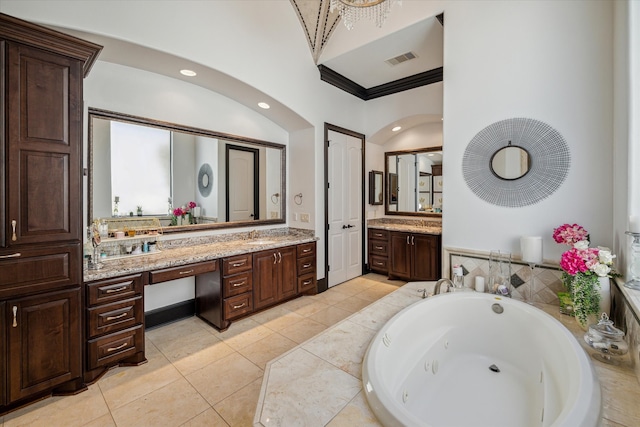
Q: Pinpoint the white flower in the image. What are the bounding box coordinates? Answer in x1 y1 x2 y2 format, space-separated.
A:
598 250 616 265
592 263 611 277
573 240 590 250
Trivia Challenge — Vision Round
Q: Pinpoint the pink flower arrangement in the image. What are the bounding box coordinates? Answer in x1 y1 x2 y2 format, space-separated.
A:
560 247 600 276
172 202 197 225
552 223 589 246
173 207 186 217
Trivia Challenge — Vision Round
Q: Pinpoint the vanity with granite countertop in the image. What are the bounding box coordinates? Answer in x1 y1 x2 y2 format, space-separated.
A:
83 227 317 383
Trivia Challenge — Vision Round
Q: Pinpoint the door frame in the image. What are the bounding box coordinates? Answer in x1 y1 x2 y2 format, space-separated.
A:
225 144 259 221
322 123 366 293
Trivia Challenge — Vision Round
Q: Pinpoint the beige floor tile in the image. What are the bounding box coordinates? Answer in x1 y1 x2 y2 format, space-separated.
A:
238 333 298 369
213 378 263 427
334 295 373 313
348 301 402 331
155 329 235 376
290 299 331 317
146 317 210 347
186 353 263 405
330 280 375 296
98 353 183 410
83 413 116 427
180 408 229 427
326 390 382 427
278 317 328 344
311 288 351 305
256 308 305 332
355 283 399 302
215 318 275 350
111 378 209 427
309 305 353 327
3 384 109 427
278 295 314 311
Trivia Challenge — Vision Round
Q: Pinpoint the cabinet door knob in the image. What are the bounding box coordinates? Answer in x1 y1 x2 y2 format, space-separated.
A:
11 220 17 241
12 306 18 327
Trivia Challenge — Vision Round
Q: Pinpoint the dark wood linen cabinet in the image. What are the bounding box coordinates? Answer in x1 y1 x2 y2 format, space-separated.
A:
389 231 441 281
0 13 101 414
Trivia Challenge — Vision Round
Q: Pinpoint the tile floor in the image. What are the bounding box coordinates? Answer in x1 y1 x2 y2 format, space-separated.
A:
0 274 403 427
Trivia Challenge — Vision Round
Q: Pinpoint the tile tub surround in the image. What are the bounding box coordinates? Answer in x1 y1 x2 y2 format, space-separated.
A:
85 227 316 282
367 217 442 235
255 281 640 427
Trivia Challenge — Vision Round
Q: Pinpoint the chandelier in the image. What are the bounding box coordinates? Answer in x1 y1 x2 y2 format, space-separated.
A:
329 0 401 30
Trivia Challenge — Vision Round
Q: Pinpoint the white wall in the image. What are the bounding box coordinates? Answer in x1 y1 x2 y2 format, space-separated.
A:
194 137 219 220
172 132 196 209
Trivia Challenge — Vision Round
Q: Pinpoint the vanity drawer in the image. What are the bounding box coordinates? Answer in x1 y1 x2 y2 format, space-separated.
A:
87 273 144 307
224 293 253 320
368 229 389 241
369 240 388 255
369 255 388 272
223 271 253 297
87 296 143 338
297 256 316 276
296 242 316 258
149 260 217 284
297 273 316 293
87 325 143 370
222 254 253 276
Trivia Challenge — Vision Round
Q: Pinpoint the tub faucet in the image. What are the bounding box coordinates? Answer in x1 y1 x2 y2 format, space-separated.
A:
433 278 454 295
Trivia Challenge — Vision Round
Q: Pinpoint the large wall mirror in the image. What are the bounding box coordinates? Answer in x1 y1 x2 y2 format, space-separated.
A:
88 108 286 232
385 147 442 217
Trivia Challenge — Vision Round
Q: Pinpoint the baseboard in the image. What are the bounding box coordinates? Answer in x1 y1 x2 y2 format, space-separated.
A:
317 277 328 293
145 299 195 330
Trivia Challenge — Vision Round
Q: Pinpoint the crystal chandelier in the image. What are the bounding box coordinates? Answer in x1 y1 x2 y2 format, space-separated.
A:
329 0 401 30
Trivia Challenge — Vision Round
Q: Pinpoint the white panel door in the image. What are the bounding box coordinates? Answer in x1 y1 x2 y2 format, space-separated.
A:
328 130 362 288
228 148 255 221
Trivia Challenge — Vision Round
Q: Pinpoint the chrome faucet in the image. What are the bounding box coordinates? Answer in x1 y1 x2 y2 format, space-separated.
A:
433 278 454 295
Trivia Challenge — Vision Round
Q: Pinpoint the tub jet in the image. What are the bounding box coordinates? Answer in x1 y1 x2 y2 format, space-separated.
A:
489 364 500 373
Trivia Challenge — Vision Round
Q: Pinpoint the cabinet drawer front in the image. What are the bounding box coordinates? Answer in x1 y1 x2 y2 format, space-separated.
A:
296 256 316 276
296 242 316 258
368 229 389 240
297 273 316 293
369 255 389 272
224 293 253 320
0 244 80 298
87 325 143 370
87 297 143 338
149 260 217 284
223 272 253 297
369 241 389 255
223 254 253 276
87 274 144 306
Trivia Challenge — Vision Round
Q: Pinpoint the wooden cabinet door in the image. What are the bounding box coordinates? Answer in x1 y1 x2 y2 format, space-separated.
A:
7 288 81 402
278 246 297 300
389 232 411 279
412 234 441 280
253 250 278 310
5 42 82 247
0 301 5 406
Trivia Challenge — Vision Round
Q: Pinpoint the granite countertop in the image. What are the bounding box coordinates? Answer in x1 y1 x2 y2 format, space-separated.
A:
367 218 442 235
84 229 316 282
254 281 640 426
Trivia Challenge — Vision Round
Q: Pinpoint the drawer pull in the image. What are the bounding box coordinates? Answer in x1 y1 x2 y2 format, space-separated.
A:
278 252 282 263
302 248 311 253
232 261 246 267
375 261 384 266
374 246 383 250
107 342 128 352
12 306 17 327
106 312 128 321
0 252 21 259
302 280 312 285
232 281 246 287
179 269 195 275
374 233 383 237
232 302 246 310
303 263 311 268
105 286 128 294
273 253 277 264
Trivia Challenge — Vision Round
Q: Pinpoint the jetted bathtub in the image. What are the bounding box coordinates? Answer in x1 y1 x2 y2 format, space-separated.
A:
362 292 601 427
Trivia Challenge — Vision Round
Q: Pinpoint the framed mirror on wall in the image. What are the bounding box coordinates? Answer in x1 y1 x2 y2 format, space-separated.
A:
385 147 442 217
369 170 383 205
88 108 286 232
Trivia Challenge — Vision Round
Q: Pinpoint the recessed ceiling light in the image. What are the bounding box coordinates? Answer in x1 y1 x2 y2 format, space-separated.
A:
258 102 270 109
392 126 402 132
180 69 197 77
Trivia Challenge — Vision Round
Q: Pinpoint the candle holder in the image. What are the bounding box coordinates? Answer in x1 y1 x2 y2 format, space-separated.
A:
624 231 640 291
525 262 536 305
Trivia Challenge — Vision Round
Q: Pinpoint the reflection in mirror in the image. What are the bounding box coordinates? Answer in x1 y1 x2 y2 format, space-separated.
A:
490 144 530 180
385 147 442 217
369 170 383 205
89 109 286 232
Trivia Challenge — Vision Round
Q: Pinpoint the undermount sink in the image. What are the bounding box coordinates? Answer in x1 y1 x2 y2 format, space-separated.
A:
247 240 276 245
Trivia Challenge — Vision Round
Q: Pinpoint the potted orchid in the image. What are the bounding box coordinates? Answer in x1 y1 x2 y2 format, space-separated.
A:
553 223 619 326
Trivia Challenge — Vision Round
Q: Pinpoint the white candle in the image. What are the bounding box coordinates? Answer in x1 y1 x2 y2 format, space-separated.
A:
475 276 485 292
630 216 640 233
521 236 543 264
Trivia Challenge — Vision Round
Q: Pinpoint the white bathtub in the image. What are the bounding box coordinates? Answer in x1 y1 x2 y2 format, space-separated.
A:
362 292 601 427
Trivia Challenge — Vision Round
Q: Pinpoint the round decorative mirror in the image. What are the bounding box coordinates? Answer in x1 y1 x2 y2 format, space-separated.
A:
490 144 530 180
198 163 213 197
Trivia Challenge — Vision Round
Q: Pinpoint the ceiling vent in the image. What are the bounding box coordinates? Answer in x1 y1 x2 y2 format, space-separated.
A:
385 51 417 66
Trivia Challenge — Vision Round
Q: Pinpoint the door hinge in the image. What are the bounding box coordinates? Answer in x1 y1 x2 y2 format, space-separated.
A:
327 182 330 189
328 265 330 272
327 224 330 230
